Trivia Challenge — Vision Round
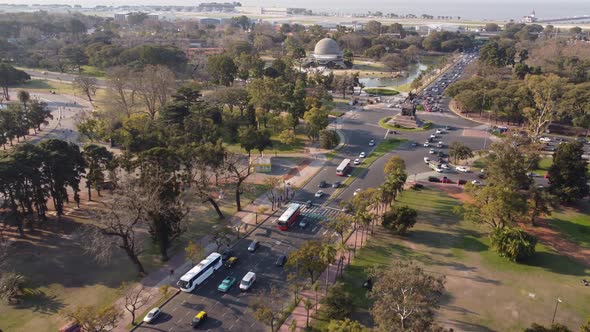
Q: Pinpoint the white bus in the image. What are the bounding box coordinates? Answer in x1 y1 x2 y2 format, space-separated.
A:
336 159 351 176
178 252 222 292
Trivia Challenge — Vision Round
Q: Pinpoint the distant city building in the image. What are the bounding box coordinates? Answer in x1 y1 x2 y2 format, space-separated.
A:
522 10 538 23
200 17 223 25
303 38 348 69
196 2 241 12
237 6 306 15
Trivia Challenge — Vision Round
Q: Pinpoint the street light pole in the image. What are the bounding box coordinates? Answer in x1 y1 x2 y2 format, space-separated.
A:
551 298 562 325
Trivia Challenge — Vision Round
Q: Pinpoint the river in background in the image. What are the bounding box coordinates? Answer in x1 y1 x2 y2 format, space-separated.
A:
359 55 440 88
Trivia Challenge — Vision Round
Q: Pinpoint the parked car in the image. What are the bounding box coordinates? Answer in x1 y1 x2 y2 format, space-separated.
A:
318 180 327 188
423 142 430 147
275 255 287 267
428 176 441 182
441 163 450 169
436 141 444 148
314 190 324 198
217 276 237 292
429 149 436 154
191 311 207 328
248 239 259 252
239 272 256 291
430 134 437 139
369 139 375 146
225 256 238 268
424 157 430 164
143 307 161 324
457 179 467 185
441 177 453 184
359 152 366 158
332 181 341 188
221 249 234 261
436 129 443 134
539 137 552 142
353 189 362 196
353 158 361 165
299 217 309 228
471 180 483 185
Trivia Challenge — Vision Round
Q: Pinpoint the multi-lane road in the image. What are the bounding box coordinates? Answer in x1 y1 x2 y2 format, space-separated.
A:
134 52 499 331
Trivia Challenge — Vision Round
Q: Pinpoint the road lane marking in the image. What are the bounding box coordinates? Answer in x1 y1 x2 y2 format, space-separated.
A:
171 307 177 312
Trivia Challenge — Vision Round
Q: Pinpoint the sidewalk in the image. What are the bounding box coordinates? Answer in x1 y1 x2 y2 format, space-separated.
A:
116 152 331 331
279 226 370 332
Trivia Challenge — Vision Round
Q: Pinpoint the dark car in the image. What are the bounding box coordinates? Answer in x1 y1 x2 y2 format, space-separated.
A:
275 255 287 267
428 176 441 182
248 239 259 252
332 181 341 188
441 177 454 184
318 180 327 188
221 249 234 261
457 179 468 185
305 200 313 208
299 217 309 228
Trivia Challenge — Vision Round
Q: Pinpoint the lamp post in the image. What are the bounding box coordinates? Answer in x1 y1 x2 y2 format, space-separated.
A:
551 298 562 325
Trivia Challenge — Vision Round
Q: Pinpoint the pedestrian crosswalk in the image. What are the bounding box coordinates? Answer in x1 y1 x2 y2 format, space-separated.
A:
288 202 352 223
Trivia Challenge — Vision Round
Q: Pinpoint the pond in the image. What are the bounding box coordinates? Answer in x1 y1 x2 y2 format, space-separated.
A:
359 56 441 88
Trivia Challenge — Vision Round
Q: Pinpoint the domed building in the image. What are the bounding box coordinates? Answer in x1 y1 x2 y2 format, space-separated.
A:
304 38 348 69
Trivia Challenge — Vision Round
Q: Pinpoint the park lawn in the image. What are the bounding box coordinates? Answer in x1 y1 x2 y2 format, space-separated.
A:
80 65 106 77
9 79 78 95
545 200 590 249
225 131 308 154
0 182 266 332
314 187 590 331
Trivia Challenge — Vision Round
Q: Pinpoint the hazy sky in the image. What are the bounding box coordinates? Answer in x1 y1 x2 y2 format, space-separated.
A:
2 0 590 20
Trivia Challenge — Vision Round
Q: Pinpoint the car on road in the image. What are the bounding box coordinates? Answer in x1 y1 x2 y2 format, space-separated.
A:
315 190 324 198
429 149 436 154
299 217 309 228
318 180 327 188
436 142 444 148
191 311 207 328
435 166 444 173
456 166 470 173
471 180 483 185
225 256 238 268
275 255 287 267
539 137 552 142
353 158 361 165
248 239 260 252
359 152 366 158
441 177 453 183
332 181 341 188
424 157 430 164
411 142 418 147
221 249 234 261
240 272 256 291
353 189 362 196
305 200 313 208
444 125 452 130
143 307 161 324
430 134 437 139
441 164 450 169
218 276 237 292
423 142 430 147
369 140 375 146
436 129 443 134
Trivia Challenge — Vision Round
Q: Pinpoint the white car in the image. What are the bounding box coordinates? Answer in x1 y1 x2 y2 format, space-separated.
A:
471 180 482 185
424 157 430 164
369 140 375 146
314 190 324 198
429 149 436 154
423 142 430 147
539 137 552 142
144 307 161 324
353 189 362 196
436 129 443 134
456 166 470 173
436 142 444 148
353 158 361 165
441 164 450 169
430 134 436 139
359 152 366 158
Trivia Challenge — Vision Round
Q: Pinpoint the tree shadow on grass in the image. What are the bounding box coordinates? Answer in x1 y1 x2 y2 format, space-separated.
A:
14 288 65 314
406 228 488 253
523 251 590 277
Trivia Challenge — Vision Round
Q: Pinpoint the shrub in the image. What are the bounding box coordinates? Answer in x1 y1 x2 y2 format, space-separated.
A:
491 227 537 262
416 104 425 111
364 88 399 96
319 129 339 149
321 282 354 320
382 205 418 235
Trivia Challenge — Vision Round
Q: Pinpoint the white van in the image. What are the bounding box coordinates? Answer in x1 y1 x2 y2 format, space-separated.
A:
239 271 256 291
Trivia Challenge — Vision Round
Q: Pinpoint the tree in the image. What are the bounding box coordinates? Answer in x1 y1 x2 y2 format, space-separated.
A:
448 141 474 164
382 205 418 235
83 144 114 201
365 20 382 35
304 298 313 328
327 319 368 332
73 75 98 102
0 63 30 99
60 45 88 73
212 227 234 252
528 186 556 226
303 107 329 141
581 317 590 332
224 151 252 211
548 142 590 203
250 286 283 332
278 129 297 145
524 323 572 332
369 260 445 331
383 155 406 176
459 184 528 230
485 23 500 32
132 65 176 120
62 304 121 332
524 74 566 139
207 53 237 86
119 282 152 326
319 129 339 149
185 242 203 265
27 99 53 133
286 239 328 284
491 227 537 262
381 53 408 72
321 282 354 320
106 66 137 118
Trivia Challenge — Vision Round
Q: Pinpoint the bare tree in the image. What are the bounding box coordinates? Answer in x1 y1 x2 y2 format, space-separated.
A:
250 286 284 332
62 304 121 332
263 176 282 210
73 75 98 102
119 282 153 326
78 180 157 276
106 66 137 118
224 151 252 211
132 65 176 120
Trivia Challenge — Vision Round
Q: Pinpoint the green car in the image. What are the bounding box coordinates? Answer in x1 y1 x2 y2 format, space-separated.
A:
217 276 237 292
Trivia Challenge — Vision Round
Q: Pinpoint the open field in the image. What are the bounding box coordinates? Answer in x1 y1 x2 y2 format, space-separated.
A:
546 201 590 249
0 183 265 332
314 186 590 331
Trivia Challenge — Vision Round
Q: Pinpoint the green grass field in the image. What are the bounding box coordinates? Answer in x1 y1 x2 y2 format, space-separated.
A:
546 200 590 249
314 187 590 331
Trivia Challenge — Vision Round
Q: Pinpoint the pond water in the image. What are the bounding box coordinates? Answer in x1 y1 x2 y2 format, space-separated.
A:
359 56 440 88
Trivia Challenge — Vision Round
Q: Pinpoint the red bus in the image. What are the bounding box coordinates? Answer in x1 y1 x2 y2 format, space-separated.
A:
277 203 301 231
336 159 351 176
